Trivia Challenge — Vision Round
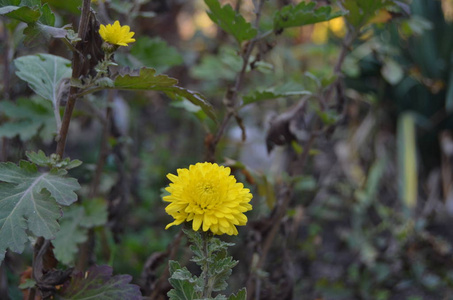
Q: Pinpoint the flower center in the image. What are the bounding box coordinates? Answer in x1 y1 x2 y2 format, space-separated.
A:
194 182 219 211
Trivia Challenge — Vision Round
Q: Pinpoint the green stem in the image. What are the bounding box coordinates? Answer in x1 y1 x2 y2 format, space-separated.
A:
201 232 211 298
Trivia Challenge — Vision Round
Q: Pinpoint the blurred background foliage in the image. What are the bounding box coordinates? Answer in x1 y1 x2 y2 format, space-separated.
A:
2 0 453 299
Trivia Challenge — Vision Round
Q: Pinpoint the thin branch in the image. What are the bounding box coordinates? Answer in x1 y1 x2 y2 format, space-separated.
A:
32 0 93 297
56 0 92 157
206 0 267 161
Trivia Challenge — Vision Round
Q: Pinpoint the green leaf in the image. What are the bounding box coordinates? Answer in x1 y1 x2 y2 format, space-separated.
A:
0 161 80 262
0 0 21 6
39 3 55 26
114 68 216 121
228 289 247 300
53 199 107 265
130 37 183 73
0 5 40 23
343 0 390 28
274 2 345 32
397 112 417 210
204 0 257 44
81 198 108 228
0 97 56 142
26 150 82 170
14 54 71 129
113 68 178 89
191 47 242 82
242 89 311 106
168 261 199 300
162 86 216 122
14 54 71 106
23 23 69 47
57 265 142 300
41 0 81 15
53 206 88 265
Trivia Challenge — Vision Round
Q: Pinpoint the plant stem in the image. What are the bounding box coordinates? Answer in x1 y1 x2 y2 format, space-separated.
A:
201 232 211 298
56 0 92 157
31 0 92 297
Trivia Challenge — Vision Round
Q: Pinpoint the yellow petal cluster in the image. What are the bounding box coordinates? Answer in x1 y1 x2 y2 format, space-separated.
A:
163 162 253 235
99 20 136 47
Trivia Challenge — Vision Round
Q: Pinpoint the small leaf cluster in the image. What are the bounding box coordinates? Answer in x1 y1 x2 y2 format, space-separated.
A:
167 229 246 300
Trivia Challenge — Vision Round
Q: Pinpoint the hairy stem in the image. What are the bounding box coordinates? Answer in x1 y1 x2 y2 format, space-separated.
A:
201 232 211 298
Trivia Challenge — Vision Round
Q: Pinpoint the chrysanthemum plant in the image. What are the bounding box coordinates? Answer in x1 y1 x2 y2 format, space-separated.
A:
0 0 215 298
164 162 252 299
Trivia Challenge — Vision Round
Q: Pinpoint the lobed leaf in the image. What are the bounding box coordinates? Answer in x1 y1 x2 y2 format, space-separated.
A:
274 2 345 32
57 265 142 300
0 161 80 262
204 0 257 44
53 198 107 265
228 288 247 300
52 207 88 265
168 261 200 300
0 98 55 142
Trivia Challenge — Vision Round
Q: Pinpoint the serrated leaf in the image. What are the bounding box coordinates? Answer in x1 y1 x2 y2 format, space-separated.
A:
242 89 312 106
39 3 55 26
57 265 142 300
204 0 257 44
53 199 107 265
0 161 80 262
25 150 51 166
130 36 183 73
26 150 83 170
53 206 88 265
228 288 247 300
114 67 216 121
168 261 199 300
210 256 238 292
0 98 55 142
274 2 345 32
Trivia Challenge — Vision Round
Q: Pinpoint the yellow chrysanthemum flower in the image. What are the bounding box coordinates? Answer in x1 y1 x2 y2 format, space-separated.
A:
163 162 253 235
99 20 135 47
